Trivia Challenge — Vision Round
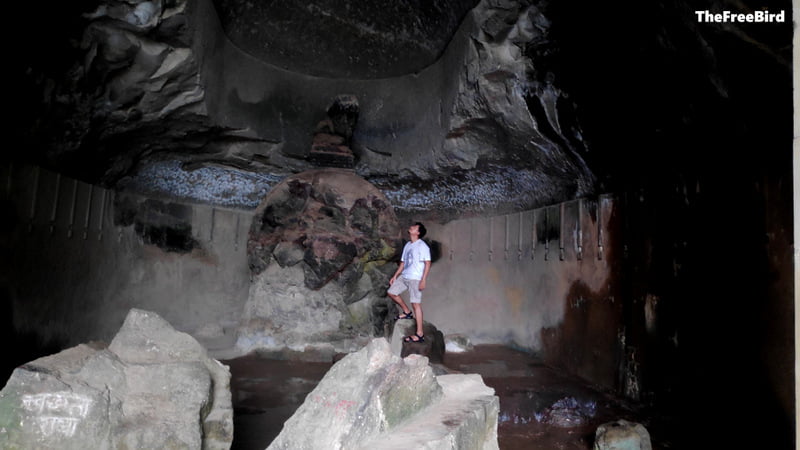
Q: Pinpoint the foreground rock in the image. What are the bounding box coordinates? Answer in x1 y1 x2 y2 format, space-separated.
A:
268 338 498 450
0 309 233 449
594 419 652 450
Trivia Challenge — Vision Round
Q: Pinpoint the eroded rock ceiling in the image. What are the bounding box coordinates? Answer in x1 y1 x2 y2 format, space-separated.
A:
6 0 792 221
211 0 480 79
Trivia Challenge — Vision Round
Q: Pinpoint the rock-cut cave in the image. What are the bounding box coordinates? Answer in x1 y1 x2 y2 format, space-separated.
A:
1 0 795 448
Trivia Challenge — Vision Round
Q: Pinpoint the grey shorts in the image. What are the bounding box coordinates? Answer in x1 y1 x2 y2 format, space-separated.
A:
388 277 422 303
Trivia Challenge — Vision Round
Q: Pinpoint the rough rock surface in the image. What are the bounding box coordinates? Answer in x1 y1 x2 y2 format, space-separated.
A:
212 0 479 79
267 338 499 450
445 333 475 353
16 0 223 184
357 373 499 450
238 169 401 354
308 95 360 169
0 309 233 450
537 396 597 427
594 419 652 450
437 1 593 183
390 317 446 364
13 0 595 220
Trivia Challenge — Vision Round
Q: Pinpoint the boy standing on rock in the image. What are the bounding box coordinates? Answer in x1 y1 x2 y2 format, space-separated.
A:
388 222 431 343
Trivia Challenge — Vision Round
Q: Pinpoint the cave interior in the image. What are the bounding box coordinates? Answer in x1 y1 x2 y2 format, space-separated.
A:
1 0 795 448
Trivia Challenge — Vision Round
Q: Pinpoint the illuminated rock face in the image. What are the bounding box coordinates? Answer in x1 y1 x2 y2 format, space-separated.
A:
0 309 233 450
238 169 402 354
267 338 499 450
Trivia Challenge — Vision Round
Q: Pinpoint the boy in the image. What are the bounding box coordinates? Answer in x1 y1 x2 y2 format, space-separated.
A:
387 222 431 342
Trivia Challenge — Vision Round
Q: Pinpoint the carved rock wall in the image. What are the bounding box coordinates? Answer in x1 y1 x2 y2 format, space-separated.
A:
13 0 595 220
237 169 401 354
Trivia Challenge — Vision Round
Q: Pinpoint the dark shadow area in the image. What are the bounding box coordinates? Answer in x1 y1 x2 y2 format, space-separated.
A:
1 288 64 387
223 356 334 450
539 1 794 447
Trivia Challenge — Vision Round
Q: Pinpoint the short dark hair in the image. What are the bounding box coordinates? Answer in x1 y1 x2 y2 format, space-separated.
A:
414 222 427 238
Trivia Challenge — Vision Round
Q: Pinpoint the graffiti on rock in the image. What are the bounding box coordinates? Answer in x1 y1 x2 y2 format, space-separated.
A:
21 392 93 437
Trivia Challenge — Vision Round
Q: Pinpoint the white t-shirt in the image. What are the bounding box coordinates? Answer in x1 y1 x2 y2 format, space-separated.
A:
401 239 431 280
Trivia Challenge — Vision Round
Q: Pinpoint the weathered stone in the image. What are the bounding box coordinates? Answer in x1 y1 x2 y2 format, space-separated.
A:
309 96 359 168
239 169 401 353
115 195 201 253
238 263 346 352
268 338 499 450
109 309 234 449
445 333 475 353
312 132 346 147
391 318 447 364
357 373 500 450
213 1 478 79
594 419 652 450
272 240 305 267
302 236 359 289
268 338 441 449
326 95 360 140
19 0 597 221
538 396 597 428
0 309 233 450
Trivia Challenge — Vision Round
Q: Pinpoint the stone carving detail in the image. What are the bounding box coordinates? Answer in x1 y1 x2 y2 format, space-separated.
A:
239 169 401 353
308 95 360 168
21 392 92 418
21 392 93 437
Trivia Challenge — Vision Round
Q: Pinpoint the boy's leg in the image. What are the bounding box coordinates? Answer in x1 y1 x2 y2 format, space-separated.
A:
408 280 424 338
388 292 412 316
388 278 412 316
411 303 424 337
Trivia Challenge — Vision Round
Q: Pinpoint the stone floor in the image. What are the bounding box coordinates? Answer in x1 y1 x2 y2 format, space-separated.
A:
222 344 675 449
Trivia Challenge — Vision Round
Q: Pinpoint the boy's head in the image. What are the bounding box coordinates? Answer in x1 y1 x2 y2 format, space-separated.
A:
414 222 427 239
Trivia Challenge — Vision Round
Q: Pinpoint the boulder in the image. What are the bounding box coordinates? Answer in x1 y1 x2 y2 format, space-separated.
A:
594 419 652 450
445 333 475 353
0 309 233 450
390 318 446 364
268 338 499 450
357 373 500 450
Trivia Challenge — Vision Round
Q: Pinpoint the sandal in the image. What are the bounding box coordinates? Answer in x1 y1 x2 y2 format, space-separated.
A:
403 333 425 343
395 311 414 320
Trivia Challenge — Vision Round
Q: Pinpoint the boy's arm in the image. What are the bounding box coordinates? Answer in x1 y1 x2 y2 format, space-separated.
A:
390 262 405 285
419 260 431 290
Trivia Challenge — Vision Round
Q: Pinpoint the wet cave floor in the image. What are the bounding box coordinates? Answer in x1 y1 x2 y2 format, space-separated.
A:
222 345 674 450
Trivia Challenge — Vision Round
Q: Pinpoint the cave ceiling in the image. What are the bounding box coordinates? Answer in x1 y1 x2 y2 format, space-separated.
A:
211 0 480 79
6 0 792 222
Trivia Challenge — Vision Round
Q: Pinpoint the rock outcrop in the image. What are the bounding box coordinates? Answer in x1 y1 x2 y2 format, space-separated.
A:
268 338 499 450
238 169 402 354
390 317 446 364
0 309 233 449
